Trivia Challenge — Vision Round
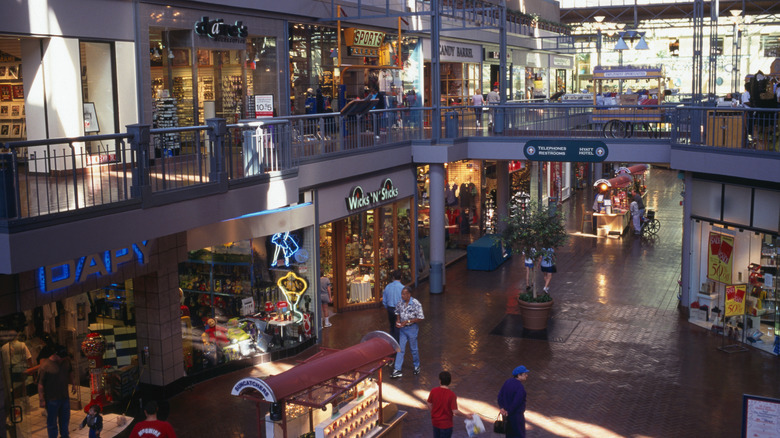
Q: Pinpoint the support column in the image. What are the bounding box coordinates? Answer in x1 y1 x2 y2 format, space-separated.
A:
680 171 693 313
495 161 509 232
429 163 446 294
133 236 187 387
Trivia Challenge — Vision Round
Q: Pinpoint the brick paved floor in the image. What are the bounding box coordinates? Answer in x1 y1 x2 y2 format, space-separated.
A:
126 167 779 438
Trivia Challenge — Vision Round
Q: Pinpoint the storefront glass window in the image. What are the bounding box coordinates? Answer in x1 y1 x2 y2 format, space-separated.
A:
512 65 526 100
289 24 338 114
178 229 315 375
689 221 779 356
80 41 119 166
0 38 25 143
345 213 376 304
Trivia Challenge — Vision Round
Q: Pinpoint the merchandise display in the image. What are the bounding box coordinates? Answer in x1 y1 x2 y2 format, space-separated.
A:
0 59 26 144
179 235 315 374
321 198 414 311
316 384 380 438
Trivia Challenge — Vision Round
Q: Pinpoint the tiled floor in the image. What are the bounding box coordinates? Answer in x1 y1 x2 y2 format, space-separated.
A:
101 167 779 437
9 387 132 438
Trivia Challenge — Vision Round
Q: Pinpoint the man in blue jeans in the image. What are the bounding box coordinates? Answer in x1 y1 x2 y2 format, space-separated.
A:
38 345 78 438
390 287 425 378
382 270 405 341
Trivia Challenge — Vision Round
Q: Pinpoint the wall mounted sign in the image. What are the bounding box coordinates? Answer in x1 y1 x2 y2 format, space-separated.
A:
348 47 379 57
422 39 481 63
194 16 248 42
39 241 151 292
524 140 608 162
344 29 385 48
231 377 276 401
345 178 399 213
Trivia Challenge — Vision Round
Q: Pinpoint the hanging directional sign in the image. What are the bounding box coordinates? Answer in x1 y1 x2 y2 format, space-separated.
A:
523 140 608 162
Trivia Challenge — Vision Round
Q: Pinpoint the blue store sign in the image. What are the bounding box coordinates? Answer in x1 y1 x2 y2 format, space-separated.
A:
523 140 608 162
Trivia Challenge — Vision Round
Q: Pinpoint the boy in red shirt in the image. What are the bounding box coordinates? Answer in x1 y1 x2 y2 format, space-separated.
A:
426 371 474 438
129 401 177 438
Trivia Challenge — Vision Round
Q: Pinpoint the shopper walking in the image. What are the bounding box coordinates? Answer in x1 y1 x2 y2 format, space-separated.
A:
129 400 177 438
390 287 424 378
320 273 333 327
539 248 556 293
632 190 645 219
523 250 535 291
471 89 484 127
38 345 77 438
630 198 641 234
427 371 473 438
79 404 104 438
486 86 500 126
497 365 530 438
382 270 404 341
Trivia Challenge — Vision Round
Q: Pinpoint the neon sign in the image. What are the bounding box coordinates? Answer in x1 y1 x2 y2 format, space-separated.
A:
270 232 300 267
345 178 399 213
38 241 150 292
276 271 308 323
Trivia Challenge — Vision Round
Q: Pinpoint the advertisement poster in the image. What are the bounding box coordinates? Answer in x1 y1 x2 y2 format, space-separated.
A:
254 95 274 118
725 284 747 317
743 395 780 438
707 232 734 284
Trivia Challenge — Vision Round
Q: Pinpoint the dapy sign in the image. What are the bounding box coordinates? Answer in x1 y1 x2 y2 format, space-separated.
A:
346 178 399 212
39 241 151 292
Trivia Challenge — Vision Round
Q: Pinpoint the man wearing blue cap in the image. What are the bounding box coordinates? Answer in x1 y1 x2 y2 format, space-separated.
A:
497 365 529 438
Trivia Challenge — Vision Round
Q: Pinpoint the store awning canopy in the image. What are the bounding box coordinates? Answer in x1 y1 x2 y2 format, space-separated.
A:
616 164 648 176
231 331 399 408
594 175 632 190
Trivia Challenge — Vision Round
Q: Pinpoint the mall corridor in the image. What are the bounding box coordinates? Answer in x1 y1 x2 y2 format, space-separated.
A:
144 167 780 438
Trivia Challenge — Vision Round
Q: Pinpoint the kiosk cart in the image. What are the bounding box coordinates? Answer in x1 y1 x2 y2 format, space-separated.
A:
593 175 632 236
231 331 403 438
615 164 649 207
591 66 666 139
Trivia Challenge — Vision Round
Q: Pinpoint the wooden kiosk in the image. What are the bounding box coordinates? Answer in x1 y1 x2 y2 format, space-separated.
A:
231 331 405 438
591 66 666 138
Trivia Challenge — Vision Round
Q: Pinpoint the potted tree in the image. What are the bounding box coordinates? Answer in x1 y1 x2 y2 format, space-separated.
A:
501 201 568 330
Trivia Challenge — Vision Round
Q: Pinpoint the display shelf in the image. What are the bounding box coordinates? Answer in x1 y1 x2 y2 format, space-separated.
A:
316 385 380 438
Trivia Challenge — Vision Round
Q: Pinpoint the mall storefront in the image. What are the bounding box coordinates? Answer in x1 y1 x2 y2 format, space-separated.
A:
317 168 418 312
685 175 780 355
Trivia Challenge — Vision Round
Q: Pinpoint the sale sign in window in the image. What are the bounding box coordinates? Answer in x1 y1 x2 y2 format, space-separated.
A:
725 284 747 317
707 232 734 284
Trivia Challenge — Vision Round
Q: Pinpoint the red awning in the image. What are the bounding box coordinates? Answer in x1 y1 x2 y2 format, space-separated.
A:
231 331 398 407
626 164 648 175
594 175 632 190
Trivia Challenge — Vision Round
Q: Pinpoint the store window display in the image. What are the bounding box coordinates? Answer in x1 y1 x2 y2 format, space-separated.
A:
320 199 415 311
178 231 315 374
689 224 779 355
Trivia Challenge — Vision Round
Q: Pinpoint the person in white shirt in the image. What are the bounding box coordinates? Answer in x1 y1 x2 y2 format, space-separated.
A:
471 90 484 127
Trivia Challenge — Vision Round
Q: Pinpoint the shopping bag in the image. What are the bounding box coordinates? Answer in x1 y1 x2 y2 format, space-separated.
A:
493 413 506 434
464 414 486 436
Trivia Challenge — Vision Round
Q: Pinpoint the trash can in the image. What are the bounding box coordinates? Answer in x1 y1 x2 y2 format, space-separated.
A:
0 153 17 218
493 108 504 134
445 111 459 138
429 262 443 294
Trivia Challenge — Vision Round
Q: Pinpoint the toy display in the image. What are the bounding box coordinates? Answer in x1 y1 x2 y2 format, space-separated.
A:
80 332 111 413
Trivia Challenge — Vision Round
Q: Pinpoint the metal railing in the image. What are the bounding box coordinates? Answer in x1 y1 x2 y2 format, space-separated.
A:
1 118 293 220
1 103 777 221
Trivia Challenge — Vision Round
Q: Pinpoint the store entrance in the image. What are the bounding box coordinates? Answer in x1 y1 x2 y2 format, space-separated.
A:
195 49 246 125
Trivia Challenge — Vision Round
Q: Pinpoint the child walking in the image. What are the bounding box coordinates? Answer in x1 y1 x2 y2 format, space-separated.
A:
80 405 104 438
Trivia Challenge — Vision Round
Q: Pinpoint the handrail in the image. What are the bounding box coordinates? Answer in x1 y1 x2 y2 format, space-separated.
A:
0 104 777 222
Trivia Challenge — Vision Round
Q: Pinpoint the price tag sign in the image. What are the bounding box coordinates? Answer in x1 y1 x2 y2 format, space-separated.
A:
254 95 274 118
724 284 747 317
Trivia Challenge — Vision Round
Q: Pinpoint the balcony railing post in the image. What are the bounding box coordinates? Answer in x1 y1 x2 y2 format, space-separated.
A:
127 124 152 199
207 118 228 182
